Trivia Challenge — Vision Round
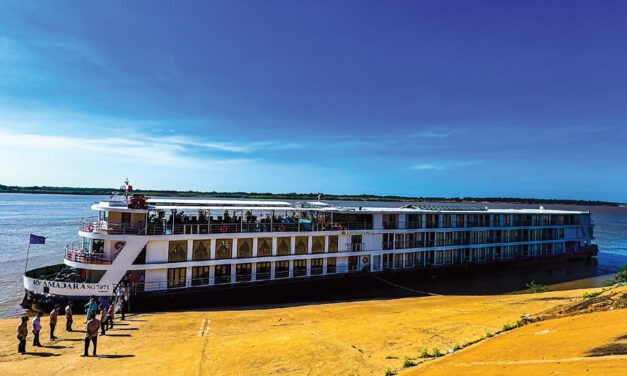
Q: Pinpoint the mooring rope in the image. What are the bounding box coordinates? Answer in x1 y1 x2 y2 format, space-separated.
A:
370 274 440 296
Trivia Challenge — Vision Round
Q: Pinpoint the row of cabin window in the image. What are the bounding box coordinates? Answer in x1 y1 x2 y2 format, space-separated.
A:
167 236 339 262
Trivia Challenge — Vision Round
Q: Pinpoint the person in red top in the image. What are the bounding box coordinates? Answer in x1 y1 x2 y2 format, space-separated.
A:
49 305 60 341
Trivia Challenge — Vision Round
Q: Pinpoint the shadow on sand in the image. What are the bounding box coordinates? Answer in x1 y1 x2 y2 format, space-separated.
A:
93 354 135 359
24 352 60 357
41 345 71 349
103 333 132 337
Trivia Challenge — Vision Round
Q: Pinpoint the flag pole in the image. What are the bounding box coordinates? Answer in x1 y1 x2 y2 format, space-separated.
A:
24 243 31 274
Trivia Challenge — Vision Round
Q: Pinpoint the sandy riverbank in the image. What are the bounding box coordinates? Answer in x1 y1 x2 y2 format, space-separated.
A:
0 285 625 376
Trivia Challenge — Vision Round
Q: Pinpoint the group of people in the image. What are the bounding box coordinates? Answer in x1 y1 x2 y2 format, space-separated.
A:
15 296 128 357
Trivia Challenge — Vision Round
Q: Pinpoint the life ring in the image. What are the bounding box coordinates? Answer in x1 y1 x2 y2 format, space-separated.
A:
114 241 125 251
362 257 369 264
278 224 286 232
336 224 343 231
220 225 228 233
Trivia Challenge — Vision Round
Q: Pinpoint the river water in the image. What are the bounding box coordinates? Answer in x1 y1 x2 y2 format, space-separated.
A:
0 193 625 318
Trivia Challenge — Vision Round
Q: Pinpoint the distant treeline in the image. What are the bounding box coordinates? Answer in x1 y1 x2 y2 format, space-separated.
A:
0 184 621 206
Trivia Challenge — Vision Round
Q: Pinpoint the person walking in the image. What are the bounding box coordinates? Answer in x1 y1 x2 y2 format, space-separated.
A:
82 312 100 357
99 305 107 336
49 305 60 340
65 302 73 332
31 312 42 347
106 302 115 329
16 316 28 354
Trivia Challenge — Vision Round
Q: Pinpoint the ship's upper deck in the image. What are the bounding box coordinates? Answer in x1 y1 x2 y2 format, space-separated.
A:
91 197 590 215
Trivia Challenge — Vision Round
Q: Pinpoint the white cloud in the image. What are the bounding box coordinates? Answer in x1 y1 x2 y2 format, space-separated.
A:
0 128 342 192
410 129 458 139
412 163 444 171
411 160 482 171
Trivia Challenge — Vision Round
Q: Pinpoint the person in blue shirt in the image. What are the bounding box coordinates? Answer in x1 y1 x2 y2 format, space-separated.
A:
84 297 98 323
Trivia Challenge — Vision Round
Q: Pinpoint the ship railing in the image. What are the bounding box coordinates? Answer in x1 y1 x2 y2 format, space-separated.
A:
80 218 144 235
345 243 365 252
145 221 373 236
133 265 355 294
64 249 111 265
404 222 423 229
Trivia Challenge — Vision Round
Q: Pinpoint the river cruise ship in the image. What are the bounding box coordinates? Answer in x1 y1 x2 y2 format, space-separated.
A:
22 188 598 312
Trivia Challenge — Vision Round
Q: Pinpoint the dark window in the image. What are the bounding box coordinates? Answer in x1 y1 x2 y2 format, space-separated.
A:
167 268 186 288
236 263 252 282
256 262 271 280
191 266 209 286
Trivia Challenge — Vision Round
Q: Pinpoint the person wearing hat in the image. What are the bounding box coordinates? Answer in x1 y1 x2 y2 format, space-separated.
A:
16 316 28 354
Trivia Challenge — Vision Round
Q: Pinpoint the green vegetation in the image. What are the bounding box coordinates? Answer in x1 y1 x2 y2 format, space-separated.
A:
453 343 462 351
502 320 524 332
402 356 415 368
384 367 395 376
418 348 430 358
525 281 551 293
0 184 621 206
582 291 602 299
432 348 442 357
610 265 627 284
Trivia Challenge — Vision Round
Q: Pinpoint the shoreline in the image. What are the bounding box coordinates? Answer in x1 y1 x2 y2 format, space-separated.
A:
2 266 617 319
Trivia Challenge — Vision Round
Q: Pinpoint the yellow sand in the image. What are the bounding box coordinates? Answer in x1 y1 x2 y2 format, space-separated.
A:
0 286 624 376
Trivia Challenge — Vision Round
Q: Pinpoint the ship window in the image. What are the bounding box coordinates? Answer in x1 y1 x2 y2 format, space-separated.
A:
406 214 422 229
192 240 210 261
191 266 209 286
216 239 233 259
214 265 231 284
348 256 359 272
168 241 187 262
275 261 290 278
256 262 271 280
236 263 252 282
456 215 465 228
405 253 415 268
167 268 186 288
92 239 104 253
277 237 290 256
312 236 324 254
394 253 403 268
295 236 308 254
383 214 399 229
294 259 307 276
328 236 338 253
237 238 253 258
442 214 452 228
311 258 323 275
121 212 131 224
257 238 272 257
326 257 336 274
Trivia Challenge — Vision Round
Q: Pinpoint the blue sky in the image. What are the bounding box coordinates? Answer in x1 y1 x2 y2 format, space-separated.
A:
0 1 625 202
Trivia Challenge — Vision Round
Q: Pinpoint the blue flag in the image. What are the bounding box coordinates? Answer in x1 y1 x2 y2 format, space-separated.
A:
29 234 46 245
